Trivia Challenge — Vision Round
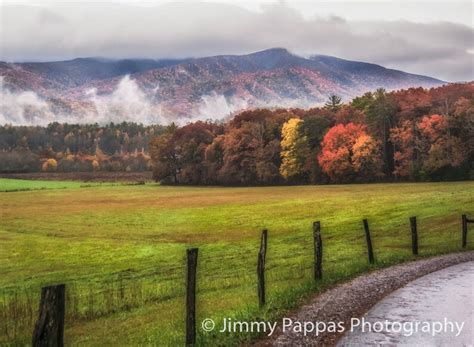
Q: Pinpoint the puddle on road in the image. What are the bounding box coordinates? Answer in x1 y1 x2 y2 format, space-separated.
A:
338 261 474 346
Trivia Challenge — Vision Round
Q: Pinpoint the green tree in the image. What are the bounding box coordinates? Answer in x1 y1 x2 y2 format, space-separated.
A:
351 92 374 111
324 95 342 112
364 88 398 176
300 114 334 183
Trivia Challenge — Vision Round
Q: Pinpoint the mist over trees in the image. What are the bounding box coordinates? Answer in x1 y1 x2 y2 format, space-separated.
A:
150 83 473 185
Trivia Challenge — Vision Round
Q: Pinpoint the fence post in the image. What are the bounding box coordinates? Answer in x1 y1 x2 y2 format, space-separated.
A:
363 219 375 264
410 216 418 255
186 248 198 346
32 284 65 347
257 229 268 308
462 214 468 248
313 221 323 280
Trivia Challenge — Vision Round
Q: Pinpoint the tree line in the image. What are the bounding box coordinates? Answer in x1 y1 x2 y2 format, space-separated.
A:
150 83 473 185
0 122 165 173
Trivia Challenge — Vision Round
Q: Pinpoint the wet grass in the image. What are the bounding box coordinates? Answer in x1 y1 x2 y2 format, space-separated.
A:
0 180 473 345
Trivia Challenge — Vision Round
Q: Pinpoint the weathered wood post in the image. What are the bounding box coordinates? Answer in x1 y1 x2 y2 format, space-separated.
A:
257 229 268 308
462 214 468 248
410 216 418 255
32 284 65 347
186 248 198 346
313 221 323 280
363 219 375 264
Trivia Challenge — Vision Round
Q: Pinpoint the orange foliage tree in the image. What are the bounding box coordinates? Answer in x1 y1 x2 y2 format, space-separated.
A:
352 134 384 179
318 123 383 182
391 114 467 179
417 114 465 175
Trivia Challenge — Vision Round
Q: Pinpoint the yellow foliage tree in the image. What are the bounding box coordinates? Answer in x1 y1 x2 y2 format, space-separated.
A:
42 158 58 172
279 118 310 180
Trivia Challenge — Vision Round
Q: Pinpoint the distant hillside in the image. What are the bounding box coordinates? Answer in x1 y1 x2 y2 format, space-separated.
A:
0 48 445 124
0 58 183 93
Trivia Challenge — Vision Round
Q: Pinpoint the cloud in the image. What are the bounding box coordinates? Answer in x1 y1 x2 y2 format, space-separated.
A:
83 75 167 124
0 77 54 124
191 92 322 124
194 93 249 122
1 74 261 125
0 73 323 125
0 76 171 125
0 2 472 81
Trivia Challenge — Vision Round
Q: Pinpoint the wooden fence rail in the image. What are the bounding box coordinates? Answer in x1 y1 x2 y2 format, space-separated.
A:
30 214 472 345
186 248 198 346
313 221 323 279
32 284 65 347
410 216 418 255
363 219 375 264
462 214 473 248
257 229 268 308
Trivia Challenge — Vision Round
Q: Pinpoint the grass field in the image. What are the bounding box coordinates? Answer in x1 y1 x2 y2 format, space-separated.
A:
0 179 473 345
0 178 88 192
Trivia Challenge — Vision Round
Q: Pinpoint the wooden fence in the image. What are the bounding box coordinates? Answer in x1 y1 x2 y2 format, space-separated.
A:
31 214 473 346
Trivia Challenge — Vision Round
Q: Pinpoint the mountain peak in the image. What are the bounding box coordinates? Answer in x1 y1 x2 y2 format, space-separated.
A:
238 47 303 70
248 47 292 56
244 47 297 60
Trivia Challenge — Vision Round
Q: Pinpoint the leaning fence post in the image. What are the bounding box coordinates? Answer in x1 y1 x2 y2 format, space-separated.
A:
257 229 268 308
410 216 418 255
32 284 66 347
462 214 468 248
313 221 323 280
186 248 198 346
363 219 375 264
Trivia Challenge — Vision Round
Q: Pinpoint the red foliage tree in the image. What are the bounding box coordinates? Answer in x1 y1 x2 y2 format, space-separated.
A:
334 105 365 125
318 123 383 182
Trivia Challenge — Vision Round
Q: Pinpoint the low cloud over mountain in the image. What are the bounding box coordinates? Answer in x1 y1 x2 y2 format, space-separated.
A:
2 2 472 82
1 48 444 125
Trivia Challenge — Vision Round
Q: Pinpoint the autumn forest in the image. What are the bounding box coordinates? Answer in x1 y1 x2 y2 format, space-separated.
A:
150 83 473 185
1 83 472 185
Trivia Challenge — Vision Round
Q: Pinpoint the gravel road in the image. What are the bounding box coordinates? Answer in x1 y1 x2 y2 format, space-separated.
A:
338 261 474 346
256 251 474 346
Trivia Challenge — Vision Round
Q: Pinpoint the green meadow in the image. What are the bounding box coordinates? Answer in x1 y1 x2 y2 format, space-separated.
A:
0 178 85 192
0 179 473 345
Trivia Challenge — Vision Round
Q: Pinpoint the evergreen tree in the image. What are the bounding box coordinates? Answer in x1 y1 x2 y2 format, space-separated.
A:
324 95 342 112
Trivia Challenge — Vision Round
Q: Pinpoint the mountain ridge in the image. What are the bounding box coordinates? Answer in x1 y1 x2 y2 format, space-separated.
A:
0 48 446 124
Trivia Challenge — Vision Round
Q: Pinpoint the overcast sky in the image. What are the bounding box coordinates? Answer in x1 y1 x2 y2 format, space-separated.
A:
1 0 473 81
